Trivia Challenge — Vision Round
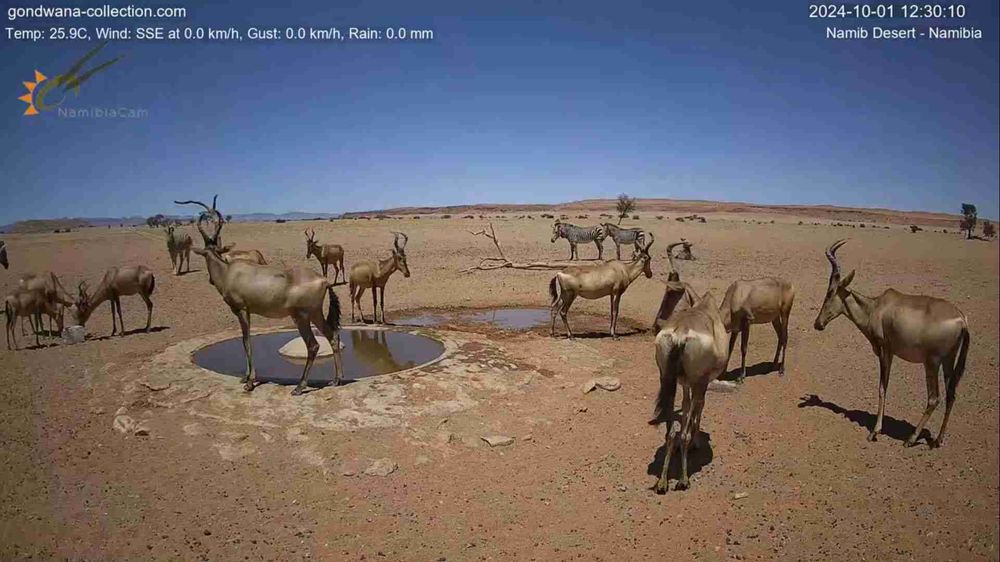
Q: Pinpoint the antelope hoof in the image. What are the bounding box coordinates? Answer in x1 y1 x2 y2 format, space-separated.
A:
867 431 878 442
736 375 746 385
243 380 255 392
928 438 941 449
654 480 669 495
674 479 690 491
290 386 304 396
904 435 919 448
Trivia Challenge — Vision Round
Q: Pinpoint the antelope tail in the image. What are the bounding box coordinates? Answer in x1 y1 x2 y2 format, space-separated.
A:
326 286 342 332
649 336 684 425
548 276 559 305
949 327 970 399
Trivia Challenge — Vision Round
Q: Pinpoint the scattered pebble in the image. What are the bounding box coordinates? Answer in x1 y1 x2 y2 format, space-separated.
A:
481 435 515 448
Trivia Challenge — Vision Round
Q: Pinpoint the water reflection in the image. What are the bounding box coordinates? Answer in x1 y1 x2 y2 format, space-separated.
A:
193 329 444 386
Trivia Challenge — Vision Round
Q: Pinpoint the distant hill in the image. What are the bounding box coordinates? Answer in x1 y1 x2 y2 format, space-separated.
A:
0 212 342 233
342 198 969 228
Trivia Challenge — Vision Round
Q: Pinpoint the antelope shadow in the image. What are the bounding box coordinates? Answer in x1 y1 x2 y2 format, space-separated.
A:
646 428 714 486
797 394 931 444
719 360 780 382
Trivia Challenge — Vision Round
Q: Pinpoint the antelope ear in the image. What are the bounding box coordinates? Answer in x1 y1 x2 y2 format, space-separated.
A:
192 247 207 256
220 244 235 253
839 269 856 288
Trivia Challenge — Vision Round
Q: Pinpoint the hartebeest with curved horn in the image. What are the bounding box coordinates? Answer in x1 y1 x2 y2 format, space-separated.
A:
653 241 699 333
549 233 654 339
5 287 64 350
720 276 795 383
72 266 156 337
20 272 74 335
650 290 727 493
166 225 193 275
305 229 346 284
176 196 343 395
0 240 8 270
348 232 410 324
814 239 971 448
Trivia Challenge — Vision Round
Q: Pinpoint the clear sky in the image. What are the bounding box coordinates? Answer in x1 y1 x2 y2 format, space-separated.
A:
2 0 998 224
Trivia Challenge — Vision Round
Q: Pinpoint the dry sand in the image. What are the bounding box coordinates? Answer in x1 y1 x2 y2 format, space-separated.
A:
0 212 997 561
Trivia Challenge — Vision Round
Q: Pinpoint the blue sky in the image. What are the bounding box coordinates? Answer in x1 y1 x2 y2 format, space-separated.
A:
2 0 997 224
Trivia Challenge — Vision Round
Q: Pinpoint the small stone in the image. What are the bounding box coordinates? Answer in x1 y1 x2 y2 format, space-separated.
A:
732 492 749 501
481 435 515 447
90 407 105 415
594 376 621 391
576 406 588 413
364 458 398 477
203 530 211 536
709 381 739 393
522 435 533 442
415 455 431 466
581 380 598 394
114 406 128 416
112 415 137 434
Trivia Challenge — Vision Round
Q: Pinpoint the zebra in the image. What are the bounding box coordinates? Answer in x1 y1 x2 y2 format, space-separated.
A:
602 223 646 260
551 221 606 260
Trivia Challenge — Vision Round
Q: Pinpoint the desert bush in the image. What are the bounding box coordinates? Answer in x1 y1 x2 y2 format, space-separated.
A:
909 225 922 233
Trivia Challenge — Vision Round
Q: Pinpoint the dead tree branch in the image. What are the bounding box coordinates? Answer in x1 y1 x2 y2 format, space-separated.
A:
462 222 579 273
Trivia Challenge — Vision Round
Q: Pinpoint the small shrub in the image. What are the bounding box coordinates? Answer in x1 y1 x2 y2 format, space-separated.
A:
909 225 922 233
632 214 639 220
413 216 421 220
441 214 452 219
275 219 287 223
656 215 664 220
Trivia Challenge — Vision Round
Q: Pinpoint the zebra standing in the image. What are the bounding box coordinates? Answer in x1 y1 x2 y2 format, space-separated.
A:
551 221 606 260
602 223 646 260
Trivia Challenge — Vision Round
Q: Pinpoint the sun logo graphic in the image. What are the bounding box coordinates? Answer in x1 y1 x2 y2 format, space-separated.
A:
18 41 122 117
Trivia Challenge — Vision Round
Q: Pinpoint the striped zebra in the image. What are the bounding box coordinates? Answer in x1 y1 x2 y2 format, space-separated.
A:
551 221 606 260
602 223 646 260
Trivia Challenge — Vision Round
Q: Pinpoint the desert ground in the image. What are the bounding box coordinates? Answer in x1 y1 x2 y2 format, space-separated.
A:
1 210 997 561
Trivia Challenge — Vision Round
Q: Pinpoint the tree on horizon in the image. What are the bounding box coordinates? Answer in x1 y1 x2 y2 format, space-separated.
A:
616 194 636 224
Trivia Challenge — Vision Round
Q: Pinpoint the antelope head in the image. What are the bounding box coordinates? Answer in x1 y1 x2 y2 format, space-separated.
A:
70 281 91 325
175 195 225 252
392 231 410 278
814 239 855 331
305 229 319 259
664 240 689 282
636 232 655 279
550 221 563 243
0 240 7 269
166 224 176 237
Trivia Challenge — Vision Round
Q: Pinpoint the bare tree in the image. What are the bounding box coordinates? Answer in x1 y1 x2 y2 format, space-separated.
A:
615 194 636 225
960 203 977 239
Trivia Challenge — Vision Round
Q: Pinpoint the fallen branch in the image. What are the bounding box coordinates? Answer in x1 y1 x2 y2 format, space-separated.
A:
462 223 580 273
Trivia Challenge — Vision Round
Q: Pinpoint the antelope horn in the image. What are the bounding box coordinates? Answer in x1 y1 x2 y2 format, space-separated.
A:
391 231 408 250
825 239 848 277
176 196 223 244
643 232 654 252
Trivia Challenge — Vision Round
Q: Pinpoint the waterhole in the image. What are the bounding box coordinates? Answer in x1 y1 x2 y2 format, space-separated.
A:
399 307 551 330
192 328 445 386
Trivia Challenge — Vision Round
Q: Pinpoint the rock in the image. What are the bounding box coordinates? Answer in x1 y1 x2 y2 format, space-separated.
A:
595 377 621 391
481 435 514 448
62 325 86 344
732 492 749 501
415 455 431 466
709 381 739 393
582 377 621 393
363 458 398 477
112 415 148 436
522 434 533 442
278 336 342 359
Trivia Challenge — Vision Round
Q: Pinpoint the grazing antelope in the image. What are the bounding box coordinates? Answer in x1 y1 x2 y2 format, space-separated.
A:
549 234 654 339
0 240 8 269
653 241 699 333
649 290 728 493
720 277 795 383
5 288 64 350
814 239 971 448
73 266 156 337
305 229 346 284
166 225 193 275
348 232 410 324
176 196 343 395
602 222 646 260
20 272 74 335
551 221 606 260
219 245 268 265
